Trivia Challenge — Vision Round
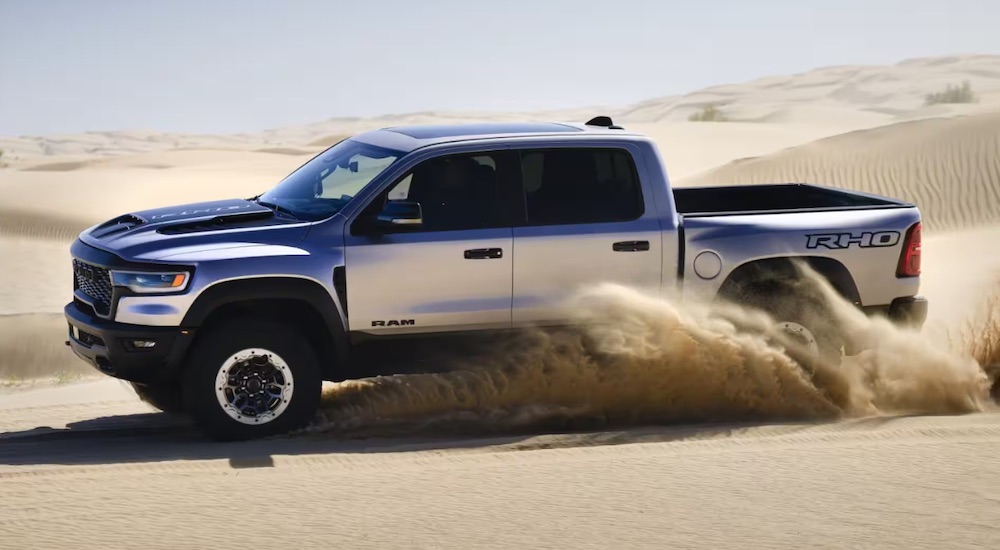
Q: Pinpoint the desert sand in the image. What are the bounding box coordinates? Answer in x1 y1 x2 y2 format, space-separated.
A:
2 55 1000 549
684 113 1000 231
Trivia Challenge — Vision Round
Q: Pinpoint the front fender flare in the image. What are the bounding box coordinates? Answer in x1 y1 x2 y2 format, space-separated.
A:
181 277 350 377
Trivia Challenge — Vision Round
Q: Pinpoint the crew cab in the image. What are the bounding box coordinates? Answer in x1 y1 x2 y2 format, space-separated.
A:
64 117 927 440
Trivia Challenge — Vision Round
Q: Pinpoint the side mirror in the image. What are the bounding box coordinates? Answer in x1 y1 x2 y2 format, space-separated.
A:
375 201 423 228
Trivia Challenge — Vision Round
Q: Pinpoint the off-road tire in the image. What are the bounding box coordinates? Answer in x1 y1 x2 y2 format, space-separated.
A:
735 278 847 366
183 319 322 441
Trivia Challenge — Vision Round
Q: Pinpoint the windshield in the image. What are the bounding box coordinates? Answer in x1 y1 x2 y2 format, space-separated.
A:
257 139 405 221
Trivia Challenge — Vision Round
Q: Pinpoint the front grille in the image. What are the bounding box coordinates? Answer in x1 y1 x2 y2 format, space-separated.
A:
73 259 113 316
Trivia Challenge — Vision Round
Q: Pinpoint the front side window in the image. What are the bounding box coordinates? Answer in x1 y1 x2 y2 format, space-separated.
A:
519 148 644 226
258 139 404 221
359 152 511 233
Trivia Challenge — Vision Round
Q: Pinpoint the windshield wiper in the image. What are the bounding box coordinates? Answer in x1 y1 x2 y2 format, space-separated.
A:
253 198 299 220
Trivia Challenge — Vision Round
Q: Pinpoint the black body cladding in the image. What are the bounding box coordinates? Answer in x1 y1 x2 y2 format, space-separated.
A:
65 301 195 384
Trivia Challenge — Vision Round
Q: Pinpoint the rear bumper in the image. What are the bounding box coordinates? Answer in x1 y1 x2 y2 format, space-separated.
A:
64 301 195 384
862 295 928 328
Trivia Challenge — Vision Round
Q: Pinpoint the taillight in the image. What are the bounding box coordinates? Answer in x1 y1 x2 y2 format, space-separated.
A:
897 222 922 277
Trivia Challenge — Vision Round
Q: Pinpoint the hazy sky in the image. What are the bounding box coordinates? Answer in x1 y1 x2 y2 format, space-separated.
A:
1 0 998 136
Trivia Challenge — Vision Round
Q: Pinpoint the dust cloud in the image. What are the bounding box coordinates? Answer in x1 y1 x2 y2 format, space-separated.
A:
308 266 996 436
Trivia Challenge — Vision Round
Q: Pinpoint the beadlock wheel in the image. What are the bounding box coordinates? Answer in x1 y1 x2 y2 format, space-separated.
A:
184 319 322 441
214 348 294 425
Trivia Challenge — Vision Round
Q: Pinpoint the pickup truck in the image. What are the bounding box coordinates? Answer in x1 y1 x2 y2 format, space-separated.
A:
64 117 927 440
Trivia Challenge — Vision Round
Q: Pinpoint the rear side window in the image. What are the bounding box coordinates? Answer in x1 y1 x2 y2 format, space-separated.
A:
518 148 644 225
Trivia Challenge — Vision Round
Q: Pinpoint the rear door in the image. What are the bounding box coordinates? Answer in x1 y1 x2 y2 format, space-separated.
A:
511 145 663 325
343 150 519 334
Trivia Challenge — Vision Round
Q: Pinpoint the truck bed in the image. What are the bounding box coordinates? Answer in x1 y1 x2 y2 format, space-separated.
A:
673 183 912 217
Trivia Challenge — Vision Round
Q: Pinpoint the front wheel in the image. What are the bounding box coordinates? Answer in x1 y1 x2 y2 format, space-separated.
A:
183 320 322 441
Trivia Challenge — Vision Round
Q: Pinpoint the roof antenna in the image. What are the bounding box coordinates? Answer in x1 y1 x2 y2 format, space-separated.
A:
585 116 624 130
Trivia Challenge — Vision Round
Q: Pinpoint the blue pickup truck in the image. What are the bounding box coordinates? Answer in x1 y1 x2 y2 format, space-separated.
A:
64 117 926 440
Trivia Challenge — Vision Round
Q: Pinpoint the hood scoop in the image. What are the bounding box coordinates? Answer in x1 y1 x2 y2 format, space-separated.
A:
157 210 276 235
90 214 146 239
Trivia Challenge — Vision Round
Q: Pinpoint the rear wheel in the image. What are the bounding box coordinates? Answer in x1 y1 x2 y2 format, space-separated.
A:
735 278 846 366
183 320 322 441
129 381 185 414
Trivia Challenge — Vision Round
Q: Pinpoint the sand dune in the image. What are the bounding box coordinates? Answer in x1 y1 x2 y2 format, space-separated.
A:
3 55 999 167
0 209 92 242
0 109 603 166
683 112 1000 231
0 129 257 165
635 120 879 179
18 159 107 172
619 54 1000 124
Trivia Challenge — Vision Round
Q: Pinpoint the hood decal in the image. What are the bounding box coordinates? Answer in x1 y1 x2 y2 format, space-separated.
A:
140 199 269 222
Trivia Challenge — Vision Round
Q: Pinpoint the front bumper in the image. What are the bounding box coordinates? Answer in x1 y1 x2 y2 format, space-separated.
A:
64 301 195 384
862 295 929 328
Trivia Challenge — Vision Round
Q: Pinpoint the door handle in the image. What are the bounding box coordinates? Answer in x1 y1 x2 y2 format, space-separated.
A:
464 248 503 260
612 240 650 252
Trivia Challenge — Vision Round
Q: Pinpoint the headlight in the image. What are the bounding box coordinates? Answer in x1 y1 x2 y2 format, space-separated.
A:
111 271 190 293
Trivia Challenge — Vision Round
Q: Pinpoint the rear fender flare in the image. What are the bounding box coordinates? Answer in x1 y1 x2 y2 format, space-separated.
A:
716 256 861 305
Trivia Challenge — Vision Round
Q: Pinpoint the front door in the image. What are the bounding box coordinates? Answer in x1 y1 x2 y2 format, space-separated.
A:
510 146 664 325
344 150 518 335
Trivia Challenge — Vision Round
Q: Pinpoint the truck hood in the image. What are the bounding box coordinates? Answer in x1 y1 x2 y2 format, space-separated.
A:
78 198 313 261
